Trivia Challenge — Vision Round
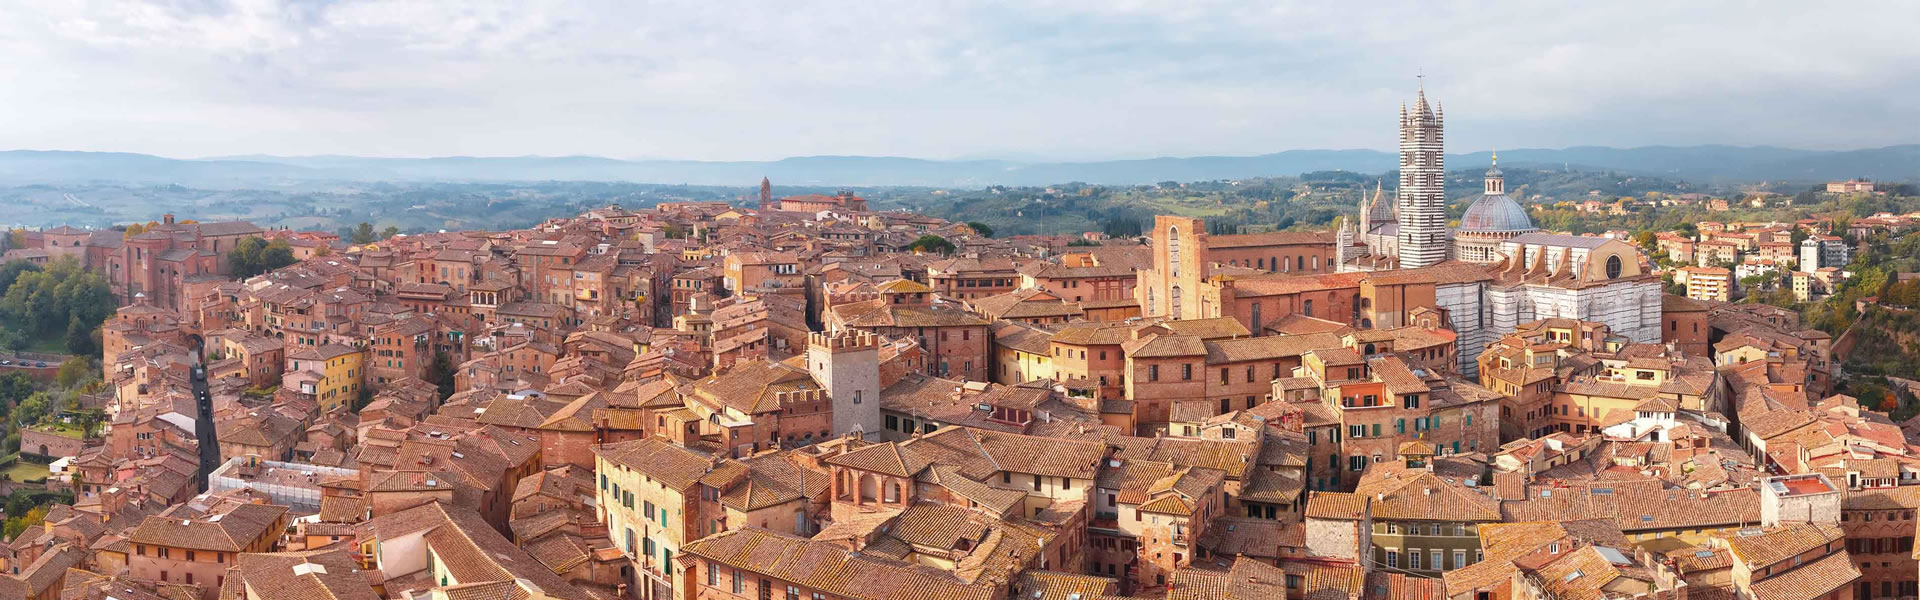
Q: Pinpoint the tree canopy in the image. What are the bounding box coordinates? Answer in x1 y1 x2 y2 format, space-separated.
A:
227 236 297 278
0 258 114 354
350 222 378 244
965 221 994 237
908 235 956 255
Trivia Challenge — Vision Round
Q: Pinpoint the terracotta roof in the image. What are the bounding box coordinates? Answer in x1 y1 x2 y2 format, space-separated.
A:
593 438 715 491
1304 491 1367 520
232 548 380 600
1745 548 1859 600
682 527 998 600
128 503 288 552
1726 523 1844 569
1352 469 1499 522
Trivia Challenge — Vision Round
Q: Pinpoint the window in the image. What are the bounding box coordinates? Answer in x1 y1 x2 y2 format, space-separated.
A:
1149 365 1159 382
1385 549 1399 568
1605 255 1623 279
1182 364 1192 380
732 570 745 594
1409 549 1422 571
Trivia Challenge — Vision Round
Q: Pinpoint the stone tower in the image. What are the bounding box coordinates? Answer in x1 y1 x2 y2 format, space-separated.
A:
809 330 880 440
760 177 773 211
1396 83 1450 268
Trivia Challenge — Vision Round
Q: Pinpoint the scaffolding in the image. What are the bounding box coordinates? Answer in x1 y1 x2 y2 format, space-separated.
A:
207 455 357 514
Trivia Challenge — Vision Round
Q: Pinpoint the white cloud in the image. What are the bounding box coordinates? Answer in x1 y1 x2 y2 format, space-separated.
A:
0 1 1914 160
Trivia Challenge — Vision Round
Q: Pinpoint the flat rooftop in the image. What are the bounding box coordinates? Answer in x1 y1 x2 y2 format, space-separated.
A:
1767 473 1836 497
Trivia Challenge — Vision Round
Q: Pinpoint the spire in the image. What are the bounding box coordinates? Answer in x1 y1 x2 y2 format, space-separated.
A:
1491 150 1498 166
1414 76 1431 116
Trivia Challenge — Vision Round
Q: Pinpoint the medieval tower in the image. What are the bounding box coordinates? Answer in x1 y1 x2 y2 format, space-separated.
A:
760 177 773 211
809 330 881 440
1395 84 1450 268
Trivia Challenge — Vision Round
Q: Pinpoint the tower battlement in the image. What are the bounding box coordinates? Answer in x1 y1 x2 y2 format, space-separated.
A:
810 330 878 352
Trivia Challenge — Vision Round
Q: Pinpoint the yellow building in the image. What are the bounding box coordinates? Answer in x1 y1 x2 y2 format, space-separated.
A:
593 438 707 596
286 343 365 412
991 321 1056 384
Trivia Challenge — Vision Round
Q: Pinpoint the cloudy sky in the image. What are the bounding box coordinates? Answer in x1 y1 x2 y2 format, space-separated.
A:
0 1 1914 161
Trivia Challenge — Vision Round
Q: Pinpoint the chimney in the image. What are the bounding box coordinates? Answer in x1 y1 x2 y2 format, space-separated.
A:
163 214 175 225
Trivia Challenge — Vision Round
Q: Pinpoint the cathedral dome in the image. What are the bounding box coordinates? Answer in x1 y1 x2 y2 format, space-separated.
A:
1458 192 1535 234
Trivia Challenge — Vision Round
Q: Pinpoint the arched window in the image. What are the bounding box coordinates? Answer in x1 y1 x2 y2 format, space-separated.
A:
1605 255 1623 279
1303 299 1315 318
1283 256 1292 272
1170 285 1184 317
1167 227 1181 277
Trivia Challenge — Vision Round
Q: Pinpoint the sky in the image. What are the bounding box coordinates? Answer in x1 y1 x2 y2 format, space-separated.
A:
0 1 1915 162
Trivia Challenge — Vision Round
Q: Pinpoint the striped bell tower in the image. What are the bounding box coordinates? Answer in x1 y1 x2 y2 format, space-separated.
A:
1395 81 1450 268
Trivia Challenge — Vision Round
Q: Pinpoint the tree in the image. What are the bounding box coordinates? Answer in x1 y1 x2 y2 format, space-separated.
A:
72 409 104 438
0 261 39 293
227 237 298 278
1633 230 1658 253
908 235 956 255
965 221 995 238
0 258 112 347
121 223 146 238
64 316 94 356
54 356 92 389
429 351 456 400
3 505 47 540
350 222 378 244
382 226 400 239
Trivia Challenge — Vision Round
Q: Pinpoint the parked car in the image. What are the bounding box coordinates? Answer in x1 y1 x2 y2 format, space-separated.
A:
34 362 47 368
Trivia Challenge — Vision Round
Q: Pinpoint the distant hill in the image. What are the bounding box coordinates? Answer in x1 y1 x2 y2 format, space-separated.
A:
0 145 1915 187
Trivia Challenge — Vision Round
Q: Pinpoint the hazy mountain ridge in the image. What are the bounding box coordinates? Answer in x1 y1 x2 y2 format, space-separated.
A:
0 145 1915 187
